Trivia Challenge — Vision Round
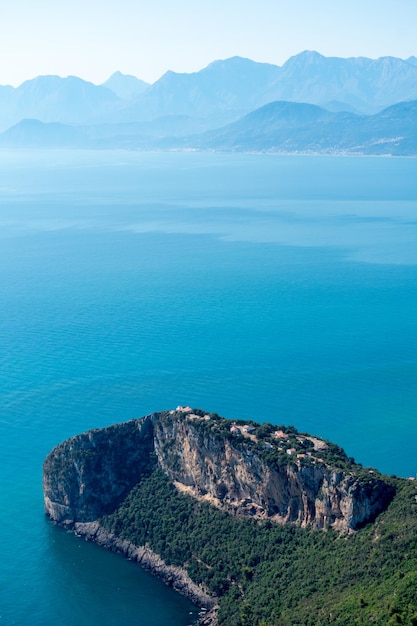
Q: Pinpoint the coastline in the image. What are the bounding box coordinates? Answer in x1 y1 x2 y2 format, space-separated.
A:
71 520 219 626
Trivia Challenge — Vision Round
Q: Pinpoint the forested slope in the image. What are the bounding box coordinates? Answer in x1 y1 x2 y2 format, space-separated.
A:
100 469 417 625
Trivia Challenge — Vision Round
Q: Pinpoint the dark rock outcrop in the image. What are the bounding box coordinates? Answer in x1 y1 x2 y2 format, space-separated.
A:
43 415 155 524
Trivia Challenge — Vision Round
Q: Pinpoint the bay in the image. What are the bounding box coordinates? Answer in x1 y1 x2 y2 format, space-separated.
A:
0 150 416 624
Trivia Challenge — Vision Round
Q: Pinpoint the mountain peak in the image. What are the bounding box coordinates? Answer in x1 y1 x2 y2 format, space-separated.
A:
286 50 325 64
207 56 256 67
101 71 149 100
205 56 279 73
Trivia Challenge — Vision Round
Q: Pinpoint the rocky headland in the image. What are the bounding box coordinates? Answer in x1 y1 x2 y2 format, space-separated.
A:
43 408 399 625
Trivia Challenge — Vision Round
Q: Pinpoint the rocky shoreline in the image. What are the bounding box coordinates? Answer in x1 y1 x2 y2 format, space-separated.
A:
70 520 218 626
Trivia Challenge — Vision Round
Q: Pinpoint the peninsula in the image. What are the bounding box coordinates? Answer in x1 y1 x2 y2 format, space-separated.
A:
43 408 417 625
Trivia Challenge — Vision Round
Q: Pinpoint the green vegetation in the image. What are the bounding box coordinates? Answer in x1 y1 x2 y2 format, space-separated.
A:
178 412 372 479
101 467 417 625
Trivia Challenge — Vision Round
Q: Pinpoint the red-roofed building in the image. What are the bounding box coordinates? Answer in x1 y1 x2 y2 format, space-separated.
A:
273 430 289 439
176 405 193 413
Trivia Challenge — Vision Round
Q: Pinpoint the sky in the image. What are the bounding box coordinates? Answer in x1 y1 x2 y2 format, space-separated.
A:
1 0 416 87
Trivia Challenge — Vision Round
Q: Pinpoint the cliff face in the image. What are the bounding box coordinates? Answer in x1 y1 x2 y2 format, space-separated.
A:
43 410 394 532
153 413 394 531
43 415 155 525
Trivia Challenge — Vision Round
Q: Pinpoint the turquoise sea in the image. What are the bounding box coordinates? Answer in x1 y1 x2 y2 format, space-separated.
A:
0 150 416 624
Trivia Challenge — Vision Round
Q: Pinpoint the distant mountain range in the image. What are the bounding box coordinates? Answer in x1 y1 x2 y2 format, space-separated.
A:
0 75 120 130
1 51 417 155
191 99 417 155
2 98 416 156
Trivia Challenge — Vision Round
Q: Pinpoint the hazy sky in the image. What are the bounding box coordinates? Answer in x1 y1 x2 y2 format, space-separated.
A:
1 0 416 87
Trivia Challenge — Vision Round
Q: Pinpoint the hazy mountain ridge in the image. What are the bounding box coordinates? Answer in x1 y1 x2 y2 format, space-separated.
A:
269 51 417 112
1 51 417 133
1 51 416 154
0 75 121 130
120 56 281 121
191 99 417 155
2 98 416 156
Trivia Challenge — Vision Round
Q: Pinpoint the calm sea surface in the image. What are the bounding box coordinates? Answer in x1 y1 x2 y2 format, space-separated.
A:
0 150 416 624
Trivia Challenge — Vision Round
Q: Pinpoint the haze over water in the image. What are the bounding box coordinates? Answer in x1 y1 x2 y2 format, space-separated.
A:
0 150 416 624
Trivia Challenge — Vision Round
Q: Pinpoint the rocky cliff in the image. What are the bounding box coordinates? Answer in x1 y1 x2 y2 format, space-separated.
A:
43 409 394 532
43 415 155 524
153 411 394 531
